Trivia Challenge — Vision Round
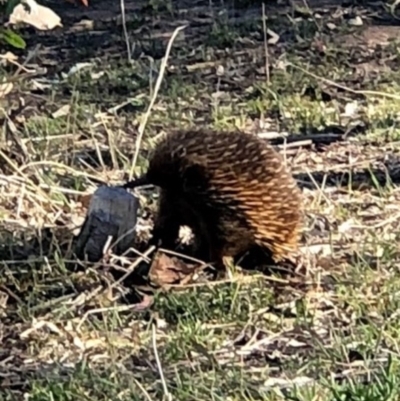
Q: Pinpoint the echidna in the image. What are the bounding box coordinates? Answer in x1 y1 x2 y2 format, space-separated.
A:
123 128 302 271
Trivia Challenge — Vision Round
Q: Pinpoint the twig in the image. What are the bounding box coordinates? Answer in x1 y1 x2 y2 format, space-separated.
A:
152 323 172 401
301 0 321 31
288 62 400 100
109 245 156 289
120 0 131 62
0 149 53 204
13 44 41 78
262 3 270 84
129 25 187 180
76 304 141 331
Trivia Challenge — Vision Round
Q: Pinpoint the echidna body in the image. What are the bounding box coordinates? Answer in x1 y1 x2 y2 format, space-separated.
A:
124 129 302 268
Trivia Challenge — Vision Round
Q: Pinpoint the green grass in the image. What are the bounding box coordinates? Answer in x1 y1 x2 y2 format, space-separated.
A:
2 0 400 400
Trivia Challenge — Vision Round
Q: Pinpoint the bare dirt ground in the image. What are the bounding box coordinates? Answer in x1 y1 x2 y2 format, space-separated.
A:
2 0 400 399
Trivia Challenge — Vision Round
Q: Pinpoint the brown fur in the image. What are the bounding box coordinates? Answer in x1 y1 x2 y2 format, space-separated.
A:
125 128 303 269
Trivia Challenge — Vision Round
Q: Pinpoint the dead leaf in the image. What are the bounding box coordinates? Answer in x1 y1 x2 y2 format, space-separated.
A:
77 193 93 209
348 16 363 27
70 19 94 32
0 52 18 65
66 62 93 77
8 0 62 31
0 81 13 98
148 251 197 288
267 29 280 45
52 104 70 118
133 293 154 311
343 101 358 117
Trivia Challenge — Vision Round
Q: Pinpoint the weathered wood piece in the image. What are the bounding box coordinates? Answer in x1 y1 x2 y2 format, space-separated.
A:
74 186 139 262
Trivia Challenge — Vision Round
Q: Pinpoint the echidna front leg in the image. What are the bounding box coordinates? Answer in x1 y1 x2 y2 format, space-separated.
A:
149 190 181 250
175 202 227 276
151 215 181 250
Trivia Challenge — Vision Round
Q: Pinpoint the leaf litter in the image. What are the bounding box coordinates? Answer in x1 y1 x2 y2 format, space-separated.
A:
1 0 400 398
